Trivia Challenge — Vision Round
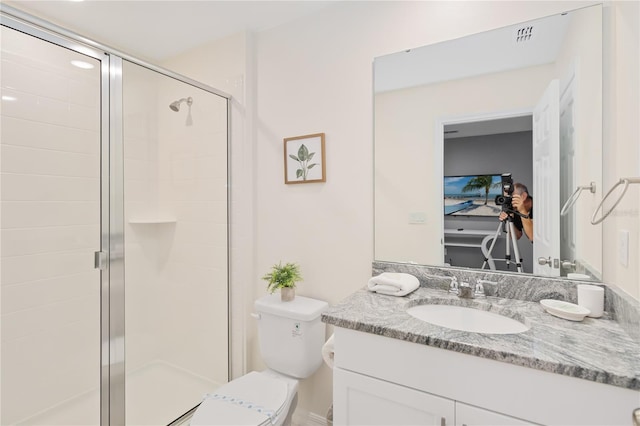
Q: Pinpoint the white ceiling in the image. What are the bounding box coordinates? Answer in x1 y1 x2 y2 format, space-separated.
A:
2 0 335 62
373 9 571 138
374 11 569 93
444 116 533 140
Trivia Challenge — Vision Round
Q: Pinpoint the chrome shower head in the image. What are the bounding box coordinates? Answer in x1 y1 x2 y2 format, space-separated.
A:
169 97 193 112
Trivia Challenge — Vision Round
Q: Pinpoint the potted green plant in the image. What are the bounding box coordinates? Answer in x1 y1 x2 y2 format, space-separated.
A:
262 262 302 301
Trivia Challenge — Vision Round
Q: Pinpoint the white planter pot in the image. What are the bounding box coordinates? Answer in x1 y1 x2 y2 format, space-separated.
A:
281 287 295 302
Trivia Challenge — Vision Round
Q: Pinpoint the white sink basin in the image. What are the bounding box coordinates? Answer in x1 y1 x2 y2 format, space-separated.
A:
407 304 529 334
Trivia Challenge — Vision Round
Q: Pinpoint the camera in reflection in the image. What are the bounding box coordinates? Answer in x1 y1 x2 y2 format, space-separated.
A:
495 173 514 211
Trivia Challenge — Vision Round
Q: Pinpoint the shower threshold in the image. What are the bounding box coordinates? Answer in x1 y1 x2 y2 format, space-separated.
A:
16 361 220 426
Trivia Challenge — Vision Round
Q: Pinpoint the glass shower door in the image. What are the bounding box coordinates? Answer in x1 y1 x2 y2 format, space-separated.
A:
1 26 102 425
121 60 229 424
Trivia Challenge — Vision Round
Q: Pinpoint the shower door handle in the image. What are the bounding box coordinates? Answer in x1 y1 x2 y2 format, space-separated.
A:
94 251 107 270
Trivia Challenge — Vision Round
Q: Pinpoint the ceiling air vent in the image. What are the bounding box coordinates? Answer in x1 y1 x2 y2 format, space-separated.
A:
515 25 534 43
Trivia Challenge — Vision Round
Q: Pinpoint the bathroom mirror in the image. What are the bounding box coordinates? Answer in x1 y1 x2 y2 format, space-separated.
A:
374 4 603 279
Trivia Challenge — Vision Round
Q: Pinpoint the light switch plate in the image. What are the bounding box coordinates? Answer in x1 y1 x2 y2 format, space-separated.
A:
619 230 629 267
408 212 426 224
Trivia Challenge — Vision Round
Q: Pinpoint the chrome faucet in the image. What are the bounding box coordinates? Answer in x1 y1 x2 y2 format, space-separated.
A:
448 277 495 298
449 277 474 298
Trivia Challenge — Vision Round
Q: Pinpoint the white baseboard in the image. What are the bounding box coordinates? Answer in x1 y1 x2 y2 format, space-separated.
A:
292 409 328 426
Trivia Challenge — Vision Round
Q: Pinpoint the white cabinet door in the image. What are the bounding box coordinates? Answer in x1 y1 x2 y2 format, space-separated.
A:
334 368 455 426
456 402 538 426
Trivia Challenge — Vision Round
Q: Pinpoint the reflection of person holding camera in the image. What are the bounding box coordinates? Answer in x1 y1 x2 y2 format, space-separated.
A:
498 183 533 241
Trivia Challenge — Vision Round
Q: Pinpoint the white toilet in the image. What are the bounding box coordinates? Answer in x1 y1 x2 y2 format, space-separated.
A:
191 294 328 426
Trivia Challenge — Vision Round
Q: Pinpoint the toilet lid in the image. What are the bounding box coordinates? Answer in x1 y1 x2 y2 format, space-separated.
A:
191 372 289 426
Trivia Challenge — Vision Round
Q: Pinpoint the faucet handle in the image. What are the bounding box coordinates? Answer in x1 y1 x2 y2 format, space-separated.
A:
476 279 497 297
474 280 486 298
448 277 459 294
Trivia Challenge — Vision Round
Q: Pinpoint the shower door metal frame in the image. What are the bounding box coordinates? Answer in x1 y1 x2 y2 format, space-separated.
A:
108 55 125 426
1 5 232 425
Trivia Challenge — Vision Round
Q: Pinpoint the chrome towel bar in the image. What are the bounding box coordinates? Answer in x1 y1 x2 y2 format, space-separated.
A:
591 177 640 225
560 182 596 216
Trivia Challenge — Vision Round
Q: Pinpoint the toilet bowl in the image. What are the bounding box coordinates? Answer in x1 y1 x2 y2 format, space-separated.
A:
191 294 328 426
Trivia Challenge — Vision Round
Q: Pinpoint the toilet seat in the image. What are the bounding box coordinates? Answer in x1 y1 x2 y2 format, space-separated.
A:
191 371 292 426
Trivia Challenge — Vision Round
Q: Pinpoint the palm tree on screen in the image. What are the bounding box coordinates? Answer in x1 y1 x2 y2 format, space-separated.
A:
462 175 500 205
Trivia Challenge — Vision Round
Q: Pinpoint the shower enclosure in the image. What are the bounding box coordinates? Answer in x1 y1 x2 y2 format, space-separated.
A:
1 9 229 425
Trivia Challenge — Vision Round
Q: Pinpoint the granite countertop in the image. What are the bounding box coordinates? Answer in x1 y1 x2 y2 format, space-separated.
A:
322 286 640 391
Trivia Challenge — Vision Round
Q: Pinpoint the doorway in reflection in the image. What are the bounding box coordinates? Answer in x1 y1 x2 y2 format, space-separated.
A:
443 116 533 273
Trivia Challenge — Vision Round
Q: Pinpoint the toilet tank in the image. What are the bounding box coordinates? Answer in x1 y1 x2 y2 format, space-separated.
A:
254 294 328 379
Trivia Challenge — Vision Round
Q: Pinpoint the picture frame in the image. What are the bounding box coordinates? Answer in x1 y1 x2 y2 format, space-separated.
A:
284 133 326 184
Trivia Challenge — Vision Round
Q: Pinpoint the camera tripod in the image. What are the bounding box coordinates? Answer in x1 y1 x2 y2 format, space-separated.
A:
481 213 523 273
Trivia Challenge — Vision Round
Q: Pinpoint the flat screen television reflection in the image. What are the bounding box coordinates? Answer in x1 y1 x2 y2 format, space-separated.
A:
443 174 503 217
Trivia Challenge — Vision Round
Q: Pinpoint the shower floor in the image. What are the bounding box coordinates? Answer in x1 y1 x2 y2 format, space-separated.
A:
17 361 220 426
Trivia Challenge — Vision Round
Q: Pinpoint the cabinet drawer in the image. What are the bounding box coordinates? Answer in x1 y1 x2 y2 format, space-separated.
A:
334 368 455 426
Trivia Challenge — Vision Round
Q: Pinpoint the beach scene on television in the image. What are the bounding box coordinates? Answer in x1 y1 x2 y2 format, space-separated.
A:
444 174 503 216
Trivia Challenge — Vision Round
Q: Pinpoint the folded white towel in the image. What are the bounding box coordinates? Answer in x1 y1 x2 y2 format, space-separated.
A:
367 272 420 297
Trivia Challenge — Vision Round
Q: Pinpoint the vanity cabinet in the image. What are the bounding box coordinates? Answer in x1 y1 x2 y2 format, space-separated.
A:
335 368 533 426
333 327 638 426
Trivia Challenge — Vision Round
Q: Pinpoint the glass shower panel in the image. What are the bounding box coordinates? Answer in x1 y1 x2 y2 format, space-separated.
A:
1 26 102 425
122 60 228 425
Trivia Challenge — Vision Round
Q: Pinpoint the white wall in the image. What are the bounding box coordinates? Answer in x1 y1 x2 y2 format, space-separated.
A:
603 1 640 300
253 0 636 418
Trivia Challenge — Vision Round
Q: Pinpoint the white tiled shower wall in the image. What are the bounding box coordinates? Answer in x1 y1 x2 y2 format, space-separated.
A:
1 27 101 424
122 61 228 423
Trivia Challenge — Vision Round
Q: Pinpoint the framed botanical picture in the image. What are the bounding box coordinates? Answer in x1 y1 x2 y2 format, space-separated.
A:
284 133 326 184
